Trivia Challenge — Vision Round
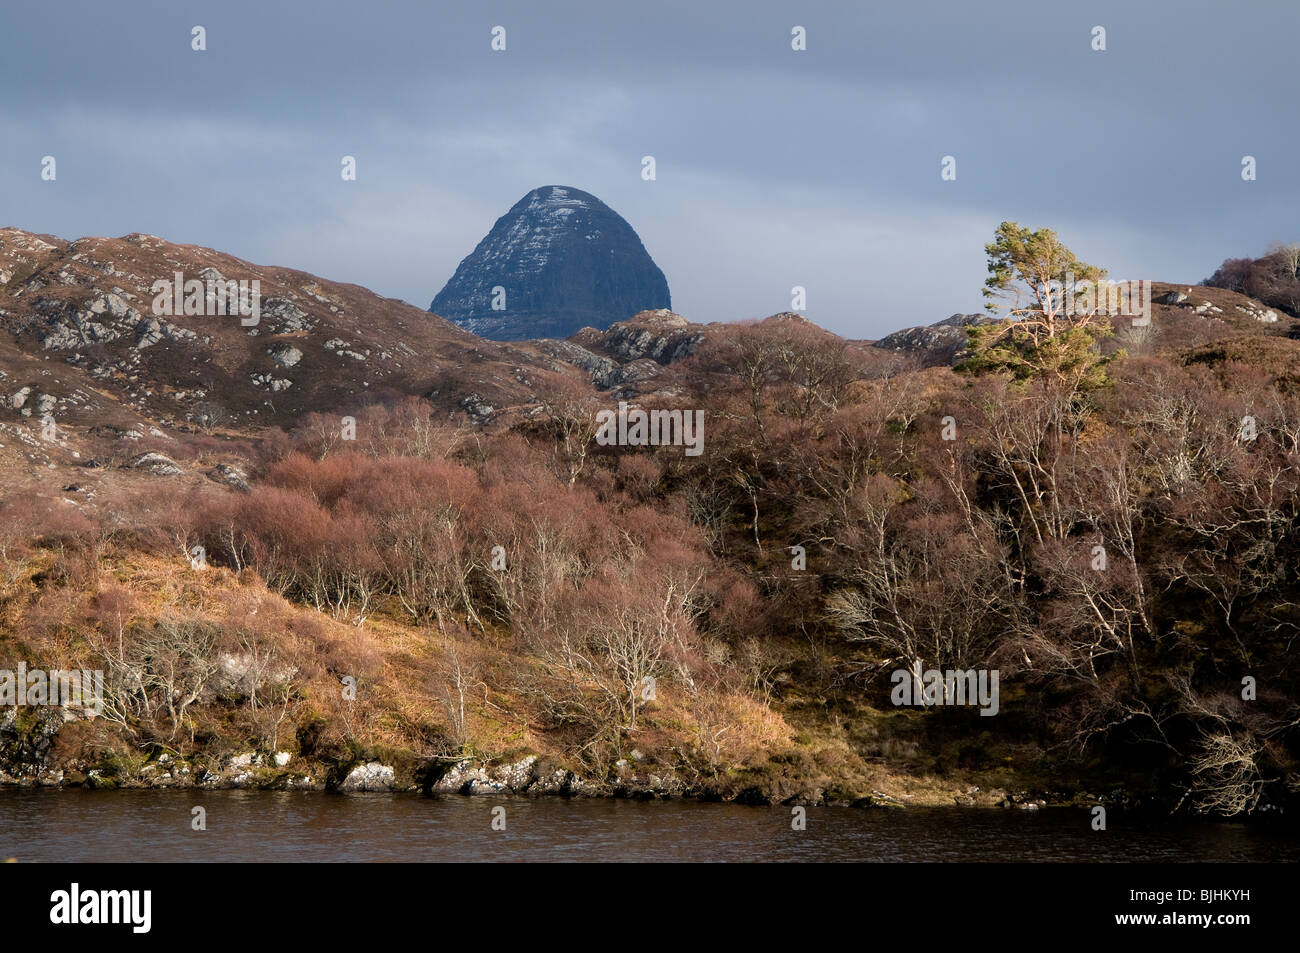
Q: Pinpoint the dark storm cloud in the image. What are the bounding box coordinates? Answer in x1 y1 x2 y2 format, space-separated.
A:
1 0 1294 336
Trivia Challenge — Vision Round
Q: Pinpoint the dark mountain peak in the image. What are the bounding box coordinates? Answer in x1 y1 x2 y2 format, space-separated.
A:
430 186 671 341
521 183 597 209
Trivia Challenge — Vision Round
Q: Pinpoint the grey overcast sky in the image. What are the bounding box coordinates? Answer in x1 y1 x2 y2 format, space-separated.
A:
1 0 1296 338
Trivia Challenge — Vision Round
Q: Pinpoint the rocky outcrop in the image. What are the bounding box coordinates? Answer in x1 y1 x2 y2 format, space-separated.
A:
339 761 396 792
208 463 250 492
421 756 600 797
129 451 183 476
250 373 292 392
537 309 706 393
0 707 67 786
871 312 995 365
1 731 1046 808
532 339 619 382
267 342 303 367
431 186 671 341
587 309 702 363
260 297 312 333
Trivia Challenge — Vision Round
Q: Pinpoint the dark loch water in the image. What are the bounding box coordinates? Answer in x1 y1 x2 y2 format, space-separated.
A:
1 789 1295 862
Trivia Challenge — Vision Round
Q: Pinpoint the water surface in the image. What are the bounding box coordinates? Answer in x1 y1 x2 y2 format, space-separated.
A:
1 789 1294 862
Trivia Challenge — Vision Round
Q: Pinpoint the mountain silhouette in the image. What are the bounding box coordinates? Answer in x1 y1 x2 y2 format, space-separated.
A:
430 185 671 341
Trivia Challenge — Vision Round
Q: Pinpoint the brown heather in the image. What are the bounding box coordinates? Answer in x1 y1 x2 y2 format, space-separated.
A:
2 228 1299 812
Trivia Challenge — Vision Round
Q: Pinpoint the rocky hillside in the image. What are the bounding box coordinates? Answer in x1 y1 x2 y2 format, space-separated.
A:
430 186 671 341
871 313 994 365
521 308 707 397
5 223 1294 450
0 226 801 456
0 227 585 433
870 283 1300 366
